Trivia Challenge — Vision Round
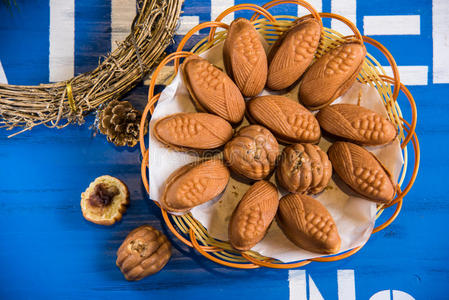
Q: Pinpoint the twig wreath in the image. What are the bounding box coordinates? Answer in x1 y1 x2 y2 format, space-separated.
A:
0 0 183 137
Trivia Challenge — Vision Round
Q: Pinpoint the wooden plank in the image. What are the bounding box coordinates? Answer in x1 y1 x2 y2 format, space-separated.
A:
0 0 447 299
49 0 74 82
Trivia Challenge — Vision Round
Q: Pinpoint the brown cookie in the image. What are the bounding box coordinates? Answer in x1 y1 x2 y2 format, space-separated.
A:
277 193 341 254
229 181 279 250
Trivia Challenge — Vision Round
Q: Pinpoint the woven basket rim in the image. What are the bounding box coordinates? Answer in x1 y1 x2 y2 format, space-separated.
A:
139 0 420 269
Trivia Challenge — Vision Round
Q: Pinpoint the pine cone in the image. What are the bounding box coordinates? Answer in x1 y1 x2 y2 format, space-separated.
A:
99 100 145 147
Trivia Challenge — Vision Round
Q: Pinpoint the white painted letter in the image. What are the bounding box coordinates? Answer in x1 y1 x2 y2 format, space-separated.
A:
433 0 449 83
211 0 234 23
298 0 322 16
289 270 307 300
0 60 7 84
381 65 428 86
392 290 415 300
364 15 420 36
331 0 356 36
338 270 356 300
308 275 324 300
370 290 415 300
288 270 326 300
371 290 391 300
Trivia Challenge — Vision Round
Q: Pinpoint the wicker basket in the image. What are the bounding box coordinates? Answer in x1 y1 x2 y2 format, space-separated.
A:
139 0 420 269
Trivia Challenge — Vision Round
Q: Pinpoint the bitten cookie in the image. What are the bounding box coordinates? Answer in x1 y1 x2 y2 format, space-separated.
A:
80 175 129 225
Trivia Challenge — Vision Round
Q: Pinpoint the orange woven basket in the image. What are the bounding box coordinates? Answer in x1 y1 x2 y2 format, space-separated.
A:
139 0 420 269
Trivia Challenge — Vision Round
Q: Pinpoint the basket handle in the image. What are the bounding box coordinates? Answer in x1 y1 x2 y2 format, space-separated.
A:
241 252 311 268
137 2 420 268
380 76 417 148
139 51 193 155
175 21 229 70
139 93 160 155
147 52 193 101
373 198 403 234
386 119 420 206
189 229 261 269
242 244 364 265
318 12 363 43
372 119 419 233
141 148 150 193
162 211 221 252
363 36 401 102
207 4 276 42
250 0 322 28
139 141 225 253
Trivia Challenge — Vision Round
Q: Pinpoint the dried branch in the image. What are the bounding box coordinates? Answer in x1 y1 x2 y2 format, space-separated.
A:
0 0 183 137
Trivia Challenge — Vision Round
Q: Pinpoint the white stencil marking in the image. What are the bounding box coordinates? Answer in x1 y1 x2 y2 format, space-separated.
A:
49 0 74 82
364 15 420 35
433 0 449 83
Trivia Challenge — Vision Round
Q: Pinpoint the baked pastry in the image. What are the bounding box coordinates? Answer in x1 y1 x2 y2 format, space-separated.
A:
116 225 171 281
298 41 366 110
276 143 332 194
153 112 233 151
316 104 397 146
277 193 341 254
247 95 321 144
328 141 396 203
181 55 245 124
223 18 267 97
160 160 230 214
223 125 279 180
267 17 321 90
229 181 279 251
81 175 129 225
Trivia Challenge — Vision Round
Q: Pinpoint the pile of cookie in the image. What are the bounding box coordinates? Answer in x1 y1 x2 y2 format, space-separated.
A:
153 17 398 254
80 17 398 281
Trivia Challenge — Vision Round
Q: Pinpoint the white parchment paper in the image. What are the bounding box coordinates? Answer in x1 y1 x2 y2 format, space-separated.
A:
148 43 403 262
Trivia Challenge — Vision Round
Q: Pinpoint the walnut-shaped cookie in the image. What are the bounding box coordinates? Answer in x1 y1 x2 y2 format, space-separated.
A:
223 18 267 97
277 144 332 194
277 193 341 254
116 225 171 281
81 175 129 225
229 181 279 251
224 125 279 180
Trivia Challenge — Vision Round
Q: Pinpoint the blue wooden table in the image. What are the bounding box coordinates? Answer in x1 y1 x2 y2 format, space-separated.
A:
0 0 446 299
